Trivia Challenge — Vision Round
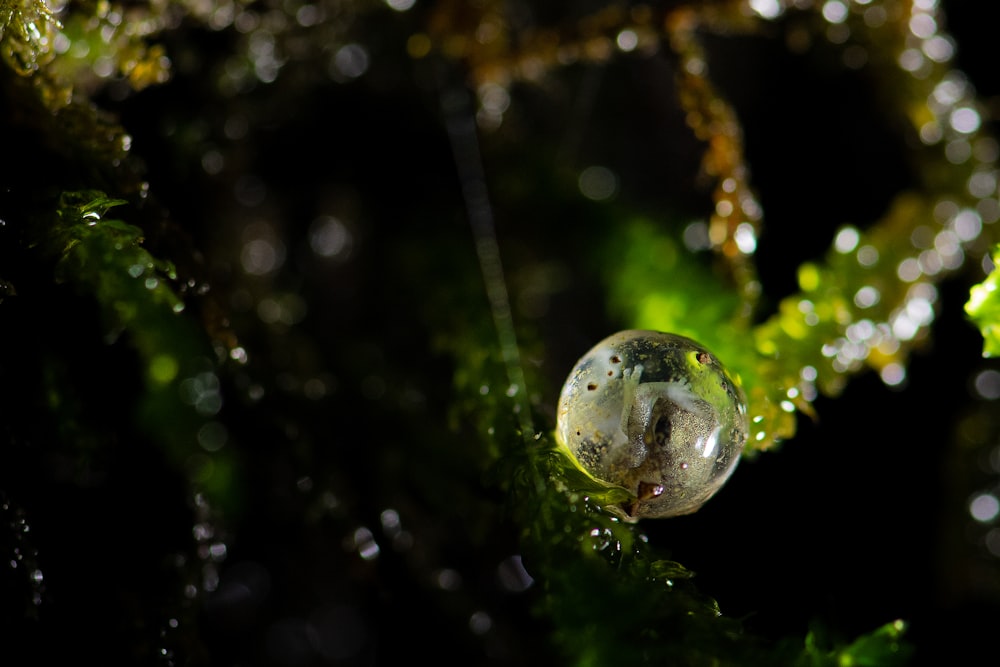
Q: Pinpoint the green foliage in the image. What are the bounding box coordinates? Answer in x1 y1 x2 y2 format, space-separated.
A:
966 245 1000 357
449 301 909 665
600 219 794 449
48 191 183 328
604 219 743 353
797 620 911 667
0 0 60 74
47 2 171 92
39 190 239 512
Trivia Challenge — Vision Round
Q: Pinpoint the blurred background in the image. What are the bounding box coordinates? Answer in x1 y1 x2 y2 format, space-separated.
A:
3 0 1000 664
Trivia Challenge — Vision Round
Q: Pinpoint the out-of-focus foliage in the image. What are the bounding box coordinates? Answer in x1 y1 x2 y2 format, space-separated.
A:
0 0 60 74
41 191 238 508
967 246 1000 356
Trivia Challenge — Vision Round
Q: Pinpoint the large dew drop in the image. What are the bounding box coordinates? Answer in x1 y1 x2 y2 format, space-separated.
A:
556 330 748 521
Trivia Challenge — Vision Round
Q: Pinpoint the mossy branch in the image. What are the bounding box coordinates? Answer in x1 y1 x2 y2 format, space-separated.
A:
38 190 240 514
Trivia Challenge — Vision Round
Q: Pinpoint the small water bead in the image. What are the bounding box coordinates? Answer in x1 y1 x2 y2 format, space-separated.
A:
556 330 748 521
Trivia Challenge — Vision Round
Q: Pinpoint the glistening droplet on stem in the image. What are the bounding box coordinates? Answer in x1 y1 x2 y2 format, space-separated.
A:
556 330 748 521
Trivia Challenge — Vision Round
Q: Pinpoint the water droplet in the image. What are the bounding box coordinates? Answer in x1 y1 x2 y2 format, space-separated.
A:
557 330 748 520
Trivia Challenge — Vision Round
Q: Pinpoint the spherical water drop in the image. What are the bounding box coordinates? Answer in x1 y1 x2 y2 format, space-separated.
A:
556 330 748 520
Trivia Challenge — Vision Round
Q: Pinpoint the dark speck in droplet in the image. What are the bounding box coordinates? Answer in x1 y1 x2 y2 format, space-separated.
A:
606 370 613 377
636 481 665 500
696 352 710 364
587 383 597 391
610 355 621 364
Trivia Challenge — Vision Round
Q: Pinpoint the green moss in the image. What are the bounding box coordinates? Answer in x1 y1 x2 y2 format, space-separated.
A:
446 282 910 665
966 245 1000 357
36 190 241 515
0 0 60 74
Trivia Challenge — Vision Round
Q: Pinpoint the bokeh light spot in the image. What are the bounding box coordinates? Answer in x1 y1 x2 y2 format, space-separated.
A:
821 0 848 24
970 493 1000 523
469 611 492 635
198 421 228 452
309 216 353 259
834 226 860 253
242 238 282 275
149 354 179 384
386 0 416 11
333 44 369 79
880 363 906 387
750 0 783 20
578 166 617 201
973 369 1000 400
950 107 981 134
616 29 638 52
